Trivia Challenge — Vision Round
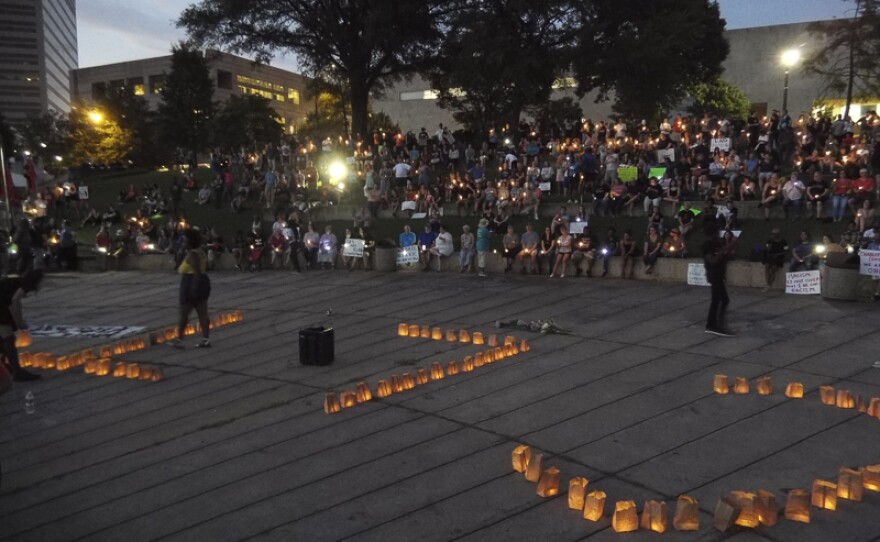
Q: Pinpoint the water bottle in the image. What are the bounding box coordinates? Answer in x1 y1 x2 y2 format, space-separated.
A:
25 391 35 415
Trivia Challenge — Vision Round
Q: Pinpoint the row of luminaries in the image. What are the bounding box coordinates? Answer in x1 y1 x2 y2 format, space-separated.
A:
714 374 880 418
16 311 245 382
324 339 529 414
512 444 880 533
397 322 515 348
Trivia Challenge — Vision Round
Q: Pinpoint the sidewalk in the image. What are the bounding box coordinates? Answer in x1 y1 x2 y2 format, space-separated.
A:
1 270 878 541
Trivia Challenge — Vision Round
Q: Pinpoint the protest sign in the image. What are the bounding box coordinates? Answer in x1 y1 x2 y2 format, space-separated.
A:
859 249 880 276
710 137 731 152
687 263 710 286
397 245 420 266
342 239 365 258
785 270 821 295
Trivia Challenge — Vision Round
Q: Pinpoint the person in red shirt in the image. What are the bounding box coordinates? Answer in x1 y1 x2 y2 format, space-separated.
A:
849 168 876 216
832 174 853 222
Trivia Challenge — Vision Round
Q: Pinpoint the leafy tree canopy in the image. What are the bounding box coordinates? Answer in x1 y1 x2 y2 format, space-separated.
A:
212 94 282 151
157 43 215 157
689 78 750 120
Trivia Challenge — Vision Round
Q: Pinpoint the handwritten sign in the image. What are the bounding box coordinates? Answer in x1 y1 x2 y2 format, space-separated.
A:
786 270 821 295
78 186 90 200
400 201 417 211
539 182 551 192
397 245 420 266
656 148 675 165
710 137 731 152
687 263 710 286
859 249 880 276
342 238 365 258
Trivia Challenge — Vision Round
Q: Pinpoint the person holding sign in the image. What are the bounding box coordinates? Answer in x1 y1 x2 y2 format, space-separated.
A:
702 222 733 337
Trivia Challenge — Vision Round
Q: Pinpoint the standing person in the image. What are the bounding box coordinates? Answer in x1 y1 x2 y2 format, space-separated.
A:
476 218 491 277
459 225 475 273
0 269 44 381
702 222 733 336
762 228 789 291
170 230 211 349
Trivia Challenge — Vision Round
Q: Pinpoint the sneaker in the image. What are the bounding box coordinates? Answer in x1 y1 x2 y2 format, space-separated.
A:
196 339 211 348
560 273 565 278
705 328 734 337
13 369 41 382
168 338 185 349
478 271 487 277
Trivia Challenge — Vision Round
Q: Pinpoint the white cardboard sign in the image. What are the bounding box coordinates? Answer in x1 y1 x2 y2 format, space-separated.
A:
859 249 880 276
786 270 821 295
687 263 710 286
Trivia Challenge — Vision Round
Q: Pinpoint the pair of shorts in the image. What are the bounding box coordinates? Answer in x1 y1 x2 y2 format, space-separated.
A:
477 251 487 268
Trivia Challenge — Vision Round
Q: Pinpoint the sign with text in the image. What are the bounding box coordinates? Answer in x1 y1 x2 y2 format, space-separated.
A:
687 263 710 286
539 182 551 192
400 201 417 211
786 270 821 295
342 239 365 258
78 186 90 200
656 148 675 165
397 245 420 266
568 221 587 235
710 137 731 152
859 249 880 276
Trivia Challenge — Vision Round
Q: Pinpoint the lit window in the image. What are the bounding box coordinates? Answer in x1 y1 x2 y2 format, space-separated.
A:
133 84 145 96
274 93 285 102
287 89 300 104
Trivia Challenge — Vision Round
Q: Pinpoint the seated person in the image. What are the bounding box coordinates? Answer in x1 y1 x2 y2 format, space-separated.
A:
677 203 696 238
196 184 212 205
81 206 101 227
571 227 598 277
517 223 540 274
269 229 287 268
662 228 686 257
739 175 758 200
501 225 520 273
399 224 416 247
101 206 121 224
94 225 112 253
789 230 819 271
426 224 454 270
317 225 337 269
418 224 437 270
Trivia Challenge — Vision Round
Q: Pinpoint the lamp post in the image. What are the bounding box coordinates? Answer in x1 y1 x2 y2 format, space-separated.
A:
781 48 801 112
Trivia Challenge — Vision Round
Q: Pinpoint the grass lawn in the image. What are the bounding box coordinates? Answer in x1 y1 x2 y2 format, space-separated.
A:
60 168 848 261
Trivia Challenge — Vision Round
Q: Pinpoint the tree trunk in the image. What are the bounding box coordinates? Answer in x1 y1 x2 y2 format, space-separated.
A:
349 79 370 140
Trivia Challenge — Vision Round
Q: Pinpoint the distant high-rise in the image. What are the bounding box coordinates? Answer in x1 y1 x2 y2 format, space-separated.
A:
0 0 78 124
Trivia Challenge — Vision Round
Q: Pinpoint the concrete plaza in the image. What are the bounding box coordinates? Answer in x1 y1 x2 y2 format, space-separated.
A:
1 270 879 541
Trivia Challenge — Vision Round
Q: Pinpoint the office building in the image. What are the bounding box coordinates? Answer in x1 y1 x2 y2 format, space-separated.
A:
0 0 78 124
72 49 312 135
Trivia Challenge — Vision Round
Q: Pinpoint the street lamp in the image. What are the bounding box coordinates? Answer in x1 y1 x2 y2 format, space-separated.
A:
88 110 103 124
781 48 801 112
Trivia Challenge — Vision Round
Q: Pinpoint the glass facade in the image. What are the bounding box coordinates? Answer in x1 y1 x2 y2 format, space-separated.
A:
0 0 77 124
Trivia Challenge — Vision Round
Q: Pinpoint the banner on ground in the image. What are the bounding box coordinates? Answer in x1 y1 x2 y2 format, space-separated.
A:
342 238 365 258
859 249 880 276
710 138 731 152
786 270 821 295
29 324 145 339
397 245 420 266
687 263 710 286
617 166 638 182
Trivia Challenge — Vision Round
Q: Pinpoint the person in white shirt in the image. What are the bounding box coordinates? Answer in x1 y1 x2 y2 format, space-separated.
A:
781 173 806 219
393 160 412 189
427 225 454 271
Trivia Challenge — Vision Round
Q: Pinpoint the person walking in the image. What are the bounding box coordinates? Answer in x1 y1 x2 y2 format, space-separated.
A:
170 230 211 349
702 222 733 336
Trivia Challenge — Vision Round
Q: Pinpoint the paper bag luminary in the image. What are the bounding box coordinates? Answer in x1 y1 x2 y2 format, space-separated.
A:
459 329 470 343
713 374 730 394
355 381 373 403
733 377 750 394
861 465 880 492
416 368 429 386
639 500 668 533
395 323 407 337
536 467 560 497
446 329 457 342
673 495 700 531
756 376 773 395
785 382 804 398
583 490 606 522
430 362 445 381
524 453 544 482
511 445 531 473
612 501 639 533
755 489 778 526
729 491 759 528
431 327 443 340
340 391 357 408
472 332 484 345
568 477 588 510
784 489 811 523
836 389 855 409
461 356 474 372
376 380 392 398
837 467 863 501
391 374 404 393
446 360 460 376
819 385 836 406
401 373 416 390
408 324 419 338
811 479 837 510
419 325 430 339
866 398 880 418
323 392 341 414
713 496 741 532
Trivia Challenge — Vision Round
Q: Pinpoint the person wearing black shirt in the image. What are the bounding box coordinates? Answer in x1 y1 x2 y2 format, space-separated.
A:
703 222 733 336
592 182 609 217
762 228 789 291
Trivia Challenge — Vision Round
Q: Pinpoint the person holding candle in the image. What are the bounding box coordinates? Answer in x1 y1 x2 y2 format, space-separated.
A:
789 231 818 272
643 225 662 274
759 173 782 219
317 225 338 270
781 173 806 220
550 225 572 278
571 227 598 277
620 230 638 279
849 168 877 216
517 223 540 274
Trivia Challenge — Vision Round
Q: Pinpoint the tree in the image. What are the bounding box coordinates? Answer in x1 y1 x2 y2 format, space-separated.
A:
99 87 163 167
425 0 576 137
807 0 880 118
212 94 283 151
528 97 584 135
157 43 214 161
16 111 71 174
572 0 729 124
68 105 134 166
689 78 750 120
179 0 444 140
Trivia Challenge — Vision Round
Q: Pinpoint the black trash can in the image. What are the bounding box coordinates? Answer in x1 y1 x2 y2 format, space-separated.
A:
299 327 335 365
